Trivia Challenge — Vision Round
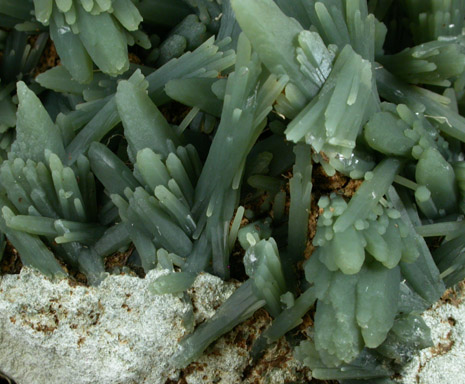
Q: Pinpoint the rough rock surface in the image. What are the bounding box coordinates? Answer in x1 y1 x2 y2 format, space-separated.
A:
400 282 465 384
0 268 311 384
0 268 192 384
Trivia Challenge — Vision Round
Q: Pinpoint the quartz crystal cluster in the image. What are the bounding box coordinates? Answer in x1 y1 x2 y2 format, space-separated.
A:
0 0 465 382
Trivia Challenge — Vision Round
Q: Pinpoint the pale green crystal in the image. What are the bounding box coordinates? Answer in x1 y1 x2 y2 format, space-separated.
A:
416 147 458 216
285 45 373 158
356 262 400 348
11 82 65 163
231 0 332 100
115 72 180 160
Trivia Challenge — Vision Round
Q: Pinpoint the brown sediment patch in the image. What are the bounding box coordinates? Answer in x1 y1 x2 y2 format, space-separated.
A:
0 241 22 275
33 39 60 77
105 244 135 271
160 102 192 126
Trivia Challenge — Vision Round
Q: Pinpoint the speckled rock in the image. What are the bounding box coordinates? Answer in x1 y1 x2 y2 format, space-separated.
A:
399 283 465 384
0 268 312 384
0 267 192 384
188 273 239 324
181 309 312 384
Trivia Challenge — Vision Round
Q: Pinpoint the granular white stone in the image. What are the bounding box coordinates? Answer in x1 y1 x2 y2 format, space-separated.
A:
0 268 311 384
399 285 465 384
185 336 250 384
0 267 190 384
188 272 239 323
183 308 312 384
